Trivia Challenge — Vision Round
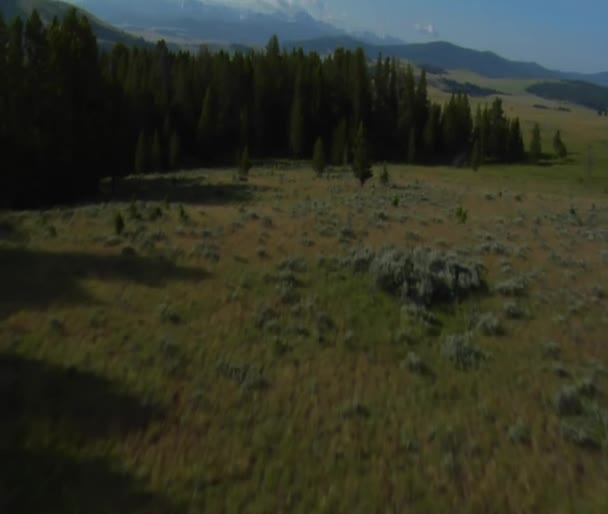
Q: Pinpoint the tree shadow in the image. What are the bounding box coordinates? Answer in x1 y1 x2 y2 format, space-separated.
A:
103 175 276 206
0 354 163 441
0 449 183 514
0 353 183 514
0 247 209 319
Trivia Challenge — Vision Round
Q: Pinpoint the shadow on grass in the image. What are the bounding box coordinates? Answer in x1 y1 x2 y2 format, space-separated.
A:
104 175 276 206
0 247 209 319
0 449 182 514
0 353 183 514
0 354 163 441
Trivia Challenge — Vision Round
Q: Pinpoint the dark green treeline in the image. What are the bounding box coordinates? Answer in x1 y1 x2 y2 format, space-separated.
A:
0 9 526 207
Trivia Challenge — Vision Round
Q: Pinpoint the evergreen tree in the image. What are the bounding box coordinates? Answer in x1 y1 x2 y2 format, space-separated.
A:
289 71 305 158
239 145 252 177
471 139 482 171
135 130 148 174
529 123 542 163
151 130 162 172
379 162 389 185
169 130 180 169
553 130 568 159
331 118 348 165
312 137 326 177
352 123 373 186
197 86 215 160
506 118 525 162
407 131 416 164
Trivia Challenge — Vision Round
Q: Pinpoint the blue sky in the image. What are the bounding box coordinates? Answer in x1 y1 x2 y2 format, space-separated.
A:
232 0 607 73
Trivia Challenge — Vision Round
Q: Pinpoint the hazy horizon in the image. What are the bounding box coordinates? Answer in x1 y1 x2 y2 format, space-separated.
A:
180 0 608 74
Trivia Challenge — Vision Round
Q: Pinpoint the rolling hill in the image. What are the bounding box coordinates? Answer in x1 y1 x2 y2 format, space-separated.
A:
526 81 608 112
284 36 608 88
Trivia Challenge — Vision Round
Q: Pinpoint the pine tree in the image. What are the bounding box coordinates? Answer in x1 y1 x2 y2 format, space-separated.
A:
352 123 373 187
471 139 482 171
553 130 568 159
197 86 215 158
169 130 180 170
239 145 251 178
407 131 416 164
529 123 542 163
134 130 148 174
331 118 347 166
312 137 326 177
507 118 525 162
289 71 305 158
151 130 162 172
379 162 389 185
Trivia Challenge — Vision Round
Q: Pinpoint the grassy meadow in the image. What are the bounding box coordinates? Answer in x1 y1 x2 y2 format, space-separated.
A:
1 89 608 514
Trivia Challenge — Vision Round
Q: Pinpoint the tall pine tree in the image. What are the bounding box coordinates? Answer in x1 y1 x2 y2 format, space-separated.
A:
352 123 373 186
529 123 542 163
312 137 326 177
135 130 148 174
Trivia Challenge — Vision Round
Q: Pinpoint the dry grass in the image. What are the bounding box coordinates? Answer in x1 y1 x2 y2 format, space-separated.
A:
2 108 608 513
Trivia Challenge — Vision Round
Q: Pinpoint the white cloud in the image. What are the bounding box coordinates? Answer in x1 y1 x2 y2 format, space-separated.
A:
415 22 439 37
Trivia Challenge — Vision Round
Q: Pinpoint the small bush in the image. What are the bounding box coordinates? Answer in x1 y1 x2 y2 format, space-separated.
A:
508 420 531 445
392 196 400 207
495 276 528 297
114 212 125 235
455 206 468 224
158 303 181 324
503 301 526 320
403 352 431 375
555 385 583 417
476 312 504 336
542 341 561 360
178 204 189 222
442 333 486 370
379 163 390 186
254 305 278 330
148 206 163 221
560 421 602 450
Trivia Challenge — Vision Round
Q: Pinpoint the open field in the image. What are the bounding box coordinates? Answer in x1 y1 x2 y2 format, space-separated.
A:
430 70 608 170
2 102 608 513
2 164 608 513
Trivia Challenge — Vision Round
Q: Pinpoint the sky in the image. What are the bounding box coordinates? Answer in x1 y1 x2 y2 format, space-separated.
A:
224 0 608 73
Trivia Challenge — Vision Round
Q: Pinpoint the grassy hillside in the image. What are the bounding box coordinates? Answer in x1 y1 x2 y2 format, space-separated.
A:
527 80 608 113
0 0 149 48
2 87 608 513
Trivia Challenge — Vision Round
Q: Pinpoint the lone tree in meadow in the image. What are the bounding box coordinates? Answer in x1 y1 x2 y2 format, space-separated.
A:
239 146 252 178
352 122 373 187
529 123 542 163
312 137 326 177
552 130 568 159
379 162 390 185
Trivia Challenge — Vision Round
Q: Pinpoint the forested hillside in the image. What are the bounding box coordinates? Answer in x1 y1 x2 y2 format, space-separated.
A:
527 80 608 113
0 9 526 208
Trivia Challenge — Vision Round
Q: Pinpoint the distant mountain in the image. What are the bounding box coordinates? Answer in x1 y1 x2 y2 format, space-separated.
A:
527 81 608 112
350 30 406 46
71 0 345 45
0 0 149 48
284 36 608 87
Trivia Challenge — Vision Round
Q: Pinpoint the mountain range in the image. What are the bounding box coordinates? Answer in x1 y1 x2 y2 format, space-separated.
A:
282 36 608 87
2 0 607 88
65 0 404 47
